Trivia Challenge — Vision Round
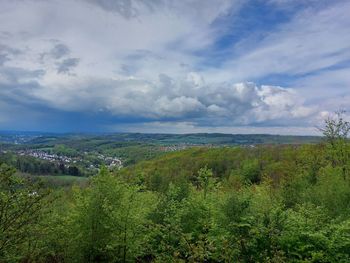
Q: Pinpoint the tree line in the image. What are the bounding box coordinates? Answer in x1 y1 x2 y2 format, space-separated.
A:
0 153 82 177
1 113 350 262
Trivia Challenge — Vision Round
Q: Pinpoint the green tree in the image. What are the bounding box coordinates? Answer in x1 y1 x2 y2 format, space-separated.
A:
0 164 51 262
319 111 350 179
241 159 261 184
198 166 214 200
67 167 154 262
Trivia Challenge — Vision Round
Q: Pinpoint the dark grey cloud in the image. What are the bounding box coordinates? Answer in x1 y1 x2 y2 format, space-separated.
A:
56 58 79 74
50 43 70 59
86 0 138 18
0 66 45 83
119 64 136 75
0 54 8 66
0 66 51 128
0 31 11 39
0 44 21 65
40 42 70 63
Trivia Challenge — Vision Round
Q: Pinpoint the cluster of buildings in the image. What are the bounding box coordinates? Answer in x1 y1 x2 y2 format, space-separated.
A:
17 150 75 163
8 149 124 171
96 154 123 169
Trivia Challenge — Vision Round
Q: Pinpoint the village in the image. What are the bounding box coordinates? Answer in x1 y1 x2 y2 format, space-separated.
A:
16 149 123 170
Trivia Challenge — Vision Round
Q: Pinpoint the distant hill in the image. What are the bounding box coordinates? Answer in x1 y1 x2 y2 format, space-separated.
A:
0 131 322 146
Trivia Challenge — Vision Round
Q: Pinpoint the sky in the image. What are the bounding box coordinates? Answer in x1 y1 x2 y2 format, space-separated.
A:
0 0 349 134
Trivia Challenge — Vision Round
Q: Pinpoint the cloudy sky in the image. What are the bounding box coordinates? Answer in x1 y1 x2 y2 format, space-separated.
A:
0 0 349 134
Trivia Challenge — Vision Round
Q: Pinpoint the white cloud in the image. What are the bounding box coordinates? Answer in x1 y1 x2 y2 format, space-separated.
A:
205 1 350 83
0 59 319 127
0 0 244 82
0 0 349 133
295 68 350 101
113 121 322 135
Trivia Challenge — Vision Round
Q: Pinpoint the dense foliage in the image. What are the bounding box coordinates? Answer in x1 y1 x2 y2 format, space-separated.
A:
0 152 83 177
1 118 350 262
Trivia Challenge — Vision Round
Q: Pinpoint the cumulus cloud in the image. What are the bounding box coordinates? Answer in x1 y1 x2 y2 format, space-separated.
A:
0 53 319 129
113 121 321 135
0 0 348 133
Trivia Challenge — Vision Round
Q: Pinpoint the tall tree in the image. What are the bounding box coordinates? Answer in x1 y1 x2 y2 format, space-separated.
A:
0 164 51 262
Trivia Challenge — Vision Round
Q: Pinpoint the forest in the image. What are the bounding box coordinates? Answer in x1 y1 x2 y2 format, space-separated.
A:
1 115 350 262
